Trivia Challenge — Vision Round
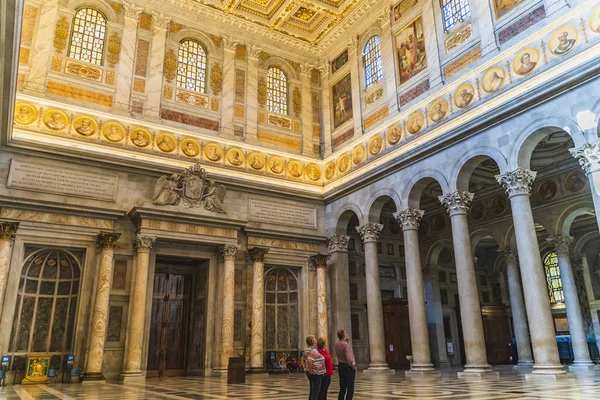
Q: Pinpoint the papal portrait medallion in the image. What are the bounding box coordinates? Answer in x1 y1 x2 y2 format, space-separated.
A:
101 121 126 142
369 136 383 156
454 84 475 109
352 145 365 165
43 110 69 131
73 116 98 137
306 164 321 182
248 152 265 170
513 48 540 76
180 138 200 157
387 124 402 145
482 67 506 94
156 133 177 153
14 103 38 125
204 143 223 162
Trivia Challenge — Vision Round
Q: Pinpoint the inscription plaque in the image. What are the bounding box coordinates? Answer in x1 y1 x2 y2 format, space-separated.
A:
249 198 317 229
7 159 118 202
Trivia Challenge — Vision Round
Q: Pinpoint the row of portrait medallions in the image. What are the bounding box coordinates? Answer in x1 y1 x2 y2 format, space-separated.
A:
12 103 323 184
325 7 600 182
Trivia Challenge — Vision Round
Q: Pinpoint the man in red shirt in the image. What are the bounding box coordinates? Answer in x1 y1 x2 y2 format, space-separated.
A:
334 329 356 400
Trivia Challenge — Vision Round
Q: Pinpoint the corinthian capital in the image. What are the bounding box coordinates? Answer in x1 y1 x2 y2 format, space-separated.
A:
221 243 240 260
310 254 330 269
151 12 171 32
327 235 349 253
247 246 269 262
422 264 440 278
570 140 600 175
97 232 121 249
393 209 424 231
347 36 358 52
495 168 536 197
123 2 143 21
0 222 19 241
318 62 329 78
247 44 261 59
300 62 313 77
546 235 573 255
438 191 474 216
497 247 517 264
133 235 156 252
356 222 383 243
222 36 239 51
377 9 390 29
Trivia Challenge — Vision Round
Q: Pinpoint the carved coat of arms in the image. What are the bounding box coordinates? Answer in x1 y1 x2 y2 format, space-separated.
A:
153 164 226 213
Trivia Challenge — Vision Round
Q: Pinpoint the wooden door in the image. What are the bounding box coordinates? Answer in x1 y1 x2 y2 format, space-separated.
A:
147 273 191 377
482 306 511 365
383 298 411 370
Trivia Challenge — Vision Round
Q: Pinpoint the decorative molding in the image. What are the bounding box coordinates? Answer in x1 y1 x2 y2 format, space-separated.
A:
546 235 573 255
123 2 144 21
393 209 424 231
356 222 383 242
107 32 122 68
210 63 223 96
133 235 156 252
570 140 600 175
0 222 19 241
65 60 103 82
53 16 69 54
327 235 349 253
221 243 240 260
97 232 121 249
310 254 330 269
438 191 474 216
495 168 537 197
293 87 302 117
163 48 177 83
151 12 171 31
247 247 269 262
445 23 472 52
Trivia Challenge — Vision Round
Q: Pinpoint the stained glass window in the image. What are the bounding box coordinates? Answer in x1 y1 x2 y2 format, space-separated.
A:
68 8 107 65
363 36 383 89
265 268 298 351
441 0 471 32
543 252 564 304
267 67 288 115
177 39 208 93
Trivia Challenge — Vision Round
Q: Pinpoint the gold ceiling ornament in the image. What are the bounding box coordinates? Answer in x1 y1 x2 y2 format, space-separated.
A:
107 32 122 68
211 63 223 96
53 16 70 53
294 7 316 21
163 49 177 83
293 87 302 117
258 77 267 108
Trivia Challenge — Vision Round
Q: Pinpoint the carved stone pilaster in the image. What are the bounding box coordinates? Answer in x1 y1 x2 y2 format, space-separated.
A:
247 247 269 262
300 62 313 77
393 209 424 231
318 61 329 78
422 264 440 278
123 2 143 21
327 235 349 253
377 9 390 29
151 12 171 32
247 44 261 59
356 222 383 243
546 235 573 255
97 232 121 249
346 36 358 52
310 254 330 269
495 168 536 197
497 247 517 265
221 244 240 260
223 36 239 51
0 222 19 241
570 140 600 175
133 235 156 252
438 191 474 216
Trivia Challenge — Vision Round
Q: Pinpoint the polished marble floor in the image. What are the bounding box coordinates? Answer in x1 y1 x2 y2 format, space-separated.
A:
1 367 600 400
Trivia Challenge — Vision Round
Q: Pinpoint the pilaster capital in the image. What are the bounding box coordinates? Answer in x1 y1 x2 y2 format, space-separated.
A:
569 139 600 175
151 12 171 32
377 9 390 29
438 191 474 216
495 168 537 198
318 62 329 78
546 235 573 255
133 235 156 252
221 243 240 260
97 232 121 249
222 36 239 51
247 44 262 59
247 246 269 262
497 247 517 264
0 222 19 241
422 264 440 278
327 235 350 253
356 222 383 243
310 254 330 270
346 36 358 52
393 209 424 231
300 62 314 78
122 2 143 21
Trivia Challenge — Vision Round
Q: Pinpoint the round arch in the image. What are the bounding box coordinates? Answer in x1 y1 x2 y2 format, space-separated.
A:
66 0 118 21
425 239 454 266
573 231 600 256
333 205 363 235
451 147 509 192
553 200 595 236
470 228 505 252
403 169 450 209
169 29 220 55
366 188 402 223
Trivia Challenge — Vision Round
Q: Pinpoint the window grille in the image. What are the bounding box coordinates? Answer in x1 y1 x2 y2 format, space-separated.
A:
177 39 208 93
441 0 471 32
543 252 564 304
363 36 384 89
267 67 288 114
68 8 107 65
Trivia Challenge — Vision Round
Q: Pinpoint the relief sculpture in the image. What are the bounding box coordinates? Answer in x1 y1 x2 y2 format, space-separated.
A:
153 164 227 213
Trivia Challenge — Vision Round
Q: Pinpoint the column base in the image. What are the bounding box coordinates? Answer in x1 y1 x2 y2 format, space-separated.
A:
80 372 106 383
513 361 534 371
363 365 395 375
120 371 146 382
567 361 596 371
213 368 228 377
525 364 567 380
405 365 440 377
457 364 497 379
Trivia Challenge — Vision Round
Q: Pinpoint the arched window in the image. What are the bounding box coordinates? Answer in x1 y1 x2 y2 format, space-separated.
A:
177 39 208 93
543 252 564 304
68 8 107 65
362 36 383 89
265 268 298 351
267 66 288 114
441 0 471 32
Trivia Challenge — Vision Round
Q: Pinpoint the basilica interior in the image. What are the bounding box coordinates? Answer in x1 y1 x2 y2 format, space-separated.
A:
1 0 600 398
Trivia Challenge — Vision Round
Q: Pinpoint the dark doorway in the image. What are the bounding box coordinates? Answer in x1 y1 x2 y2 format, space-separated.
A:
383 298 411 370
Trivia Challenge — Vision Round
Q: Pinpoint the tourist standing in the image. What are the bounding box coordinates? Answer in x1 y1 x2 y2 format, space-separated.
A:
334 330 356 400
317 337 334 400
301 335 326 400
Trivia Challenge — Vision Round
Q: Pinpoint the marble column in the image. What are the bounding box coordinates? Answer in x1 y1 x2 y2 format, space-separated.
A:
311 254 330 343
24 0 59 92
114 2 143 111
245 45 261 142
319 62 333 156
217 244 240 374
394 209 435 374
82 232 121 381
0 222 18 321
422 264 451 369
471 0 498 56
439 192 492 376
327 235 351 346
121 235 156 381
377 10 398 113
546 236 593 368
496 169 565 377
143 12 170 119
221 36 238 137
356 222 393 374
300 63 315 156
308 260 318 336
347 37 363 138
498 248 533 367
247 247 269 372
422 0 443 88
570 140 600 233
